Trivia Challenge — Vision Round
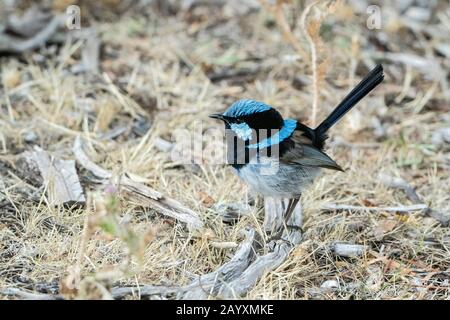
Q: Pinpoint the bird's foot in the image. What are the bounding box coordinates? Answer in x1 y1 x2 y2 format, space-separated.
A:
267 224 303 242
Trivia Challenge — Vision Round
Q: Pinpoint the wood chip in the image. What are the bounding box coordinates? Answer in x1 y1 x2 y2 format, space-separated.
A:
331 242 367 258
20 146 85 205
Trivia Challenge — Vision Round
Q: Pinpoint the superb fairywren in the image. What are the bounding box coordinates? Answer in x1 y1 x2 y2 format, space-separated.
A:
210 65 384 222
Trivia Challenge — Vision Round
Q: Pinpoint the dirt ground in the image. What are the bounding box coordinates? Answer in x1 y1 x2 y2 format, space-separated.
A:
0 0 449 299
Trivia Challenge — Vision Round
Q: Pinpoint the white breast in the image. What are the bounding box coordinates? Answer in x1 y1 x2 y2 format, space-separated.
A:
235 156 321 198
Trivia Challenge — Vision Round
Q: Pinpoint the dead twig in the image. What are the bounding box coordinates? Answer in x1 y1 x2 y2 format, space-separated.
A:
257 0 308 61
322 203 428 213
300 1 319 126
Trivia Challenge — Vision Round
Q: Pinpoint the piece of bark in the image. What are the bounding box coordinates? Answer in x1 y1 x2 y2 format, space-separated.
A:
215 199 302 298
19 146 85 205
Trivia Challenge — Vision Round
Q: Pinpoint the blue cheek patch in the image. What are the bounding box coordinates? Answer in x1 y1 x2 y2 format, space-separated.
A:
247 119 297 149
230 123 253 141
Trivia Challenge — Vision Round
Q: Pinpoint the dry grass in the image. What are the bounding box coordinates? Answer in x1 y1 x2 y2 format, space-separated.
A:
0 1 449 299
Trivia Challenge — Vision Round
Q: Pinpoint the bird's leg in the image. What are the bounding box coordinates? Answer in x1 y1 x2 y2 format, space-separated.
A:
283 199 294 219
284 197 300 224
268 198 298 241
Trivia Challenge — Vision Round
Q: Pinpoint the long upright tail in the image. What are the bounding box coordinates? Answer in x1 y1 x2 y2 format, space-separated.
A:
314 64 384 137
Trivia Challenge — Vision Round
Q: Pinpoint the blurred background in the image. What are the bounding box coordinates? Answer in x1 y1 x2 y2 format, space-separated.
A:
0 0 449 300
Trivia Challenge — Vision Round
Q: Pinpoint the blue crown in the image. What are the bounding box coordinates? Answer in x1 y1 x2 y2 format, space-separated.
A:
223 99 272 117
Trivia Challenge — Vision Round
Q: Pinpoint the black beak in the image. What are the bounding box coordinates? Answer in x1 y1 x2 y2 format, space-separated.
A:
210 113 235 122
209 113 224 120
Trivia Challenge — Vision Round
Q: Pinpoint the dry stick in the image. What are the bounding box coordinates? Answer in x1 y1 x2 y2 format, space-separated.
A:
322 203 428 213
257 0 308 61
300 1 319 126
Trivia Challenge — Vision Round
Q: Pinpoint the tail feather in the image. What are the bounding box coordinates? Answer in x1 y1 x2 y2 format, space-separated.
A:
314 64 384 137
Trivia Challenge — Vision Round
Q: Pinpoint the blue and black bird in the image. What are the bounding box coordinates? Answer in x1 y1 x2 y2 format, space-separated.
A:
210 65 384 222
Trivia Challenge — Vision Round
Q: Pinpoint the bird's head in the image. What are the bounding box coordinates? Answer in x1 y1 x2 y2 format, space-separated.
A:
209 99 297 148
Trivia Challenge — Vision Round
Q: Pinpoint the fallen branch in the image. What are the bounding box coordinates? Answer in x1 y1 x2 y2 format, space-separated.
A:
322 203 428 213
300 1 320 126
73 136 203 230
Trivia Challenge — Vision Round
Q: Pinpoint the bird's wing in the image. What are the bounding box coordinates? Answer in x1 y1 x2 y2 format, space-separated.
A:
281 130 343 171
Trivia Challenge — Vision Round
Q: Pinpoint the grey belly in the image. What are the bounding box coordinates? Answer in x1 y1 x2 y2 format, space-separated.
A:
235 161 320 198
